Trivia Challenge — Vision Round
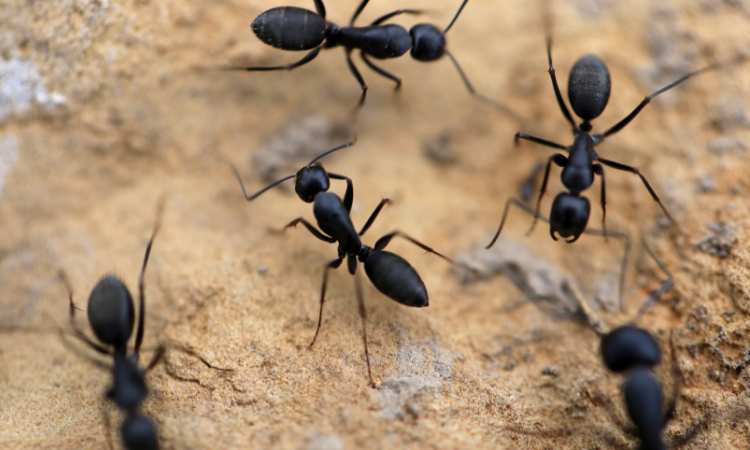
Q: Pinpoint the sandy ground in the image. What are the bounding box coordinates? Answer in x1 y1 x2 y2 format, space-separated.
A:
1 0 750 448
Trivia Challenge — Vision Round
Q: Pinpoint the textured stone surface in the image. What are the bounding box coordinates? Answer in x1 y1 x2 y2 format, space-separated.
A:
1 0 749 449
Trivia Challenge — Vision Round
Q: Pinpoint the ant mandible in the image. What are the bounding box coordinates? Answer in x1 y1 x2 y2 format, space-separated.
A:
59 202 231 450
487 15 722 247
227 0 498 109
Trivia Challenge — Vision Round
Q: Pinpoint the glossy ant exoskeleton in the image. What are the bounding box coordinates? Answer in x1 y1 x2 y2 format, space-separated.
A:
227 0 510 112
488 16 724 246
281 191 453 386
59 204 231 450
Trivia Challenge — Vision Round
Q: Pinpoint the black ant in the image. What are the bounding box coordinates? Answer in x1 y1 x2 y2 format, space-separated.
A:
509 241 714 449
235 158 453 386
488 17 723 246
59 204 231 450
227 0 510 112
231 140 355 206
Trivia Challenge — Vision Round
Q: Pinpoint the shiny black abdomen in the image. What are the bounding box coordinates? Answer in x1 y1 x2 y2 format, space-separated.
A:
568 54 611 121
252 7 327 51
364 251 428 307
88 276 135 349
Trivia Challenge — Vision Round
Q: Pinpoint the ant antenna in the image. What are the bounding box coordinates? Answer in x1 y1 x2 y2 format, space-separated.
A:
444 0 470 34
631 235 673 323
307 140 356 165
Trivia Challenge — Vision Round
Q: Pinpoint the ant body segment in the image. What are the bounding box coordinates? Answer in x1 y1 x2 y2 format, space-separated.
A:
232 141 355 205
488 18 722 246
59 204 231 450
228 0 504 110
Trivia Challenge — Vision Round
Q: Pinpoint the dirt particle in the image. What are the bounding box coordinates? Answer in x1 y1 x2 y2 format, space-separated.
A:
693 222 737 259
422 134 457 166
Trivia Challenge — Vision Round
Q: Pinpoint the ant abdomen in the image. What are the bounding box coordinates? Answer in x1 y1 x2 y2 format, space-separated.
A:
88 276 135 349
252 7 327 51
364 251 428 308
568 54 611 122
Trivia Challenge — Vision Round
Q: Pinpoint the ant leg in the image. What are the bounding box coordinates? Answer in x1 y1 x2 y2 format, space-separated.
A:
372 230 454 264
358 199 391 236
663 329 681 425
487 198 631 311
369 9 421 26
632 236 673 322
354 270 374 386
134 198 165 359
313 0 326 19
361 51 402 90
597 62 721 140
597 157 676 226
225 46 323 72
58 270 112 356
231 165 295 201
328 174 354 212
593 164 607 239
282 218 336 243
346 49 368 107
520 162 545 203
349 0 370 25
148 342 233 372
526 153 567 236
514 132 567 150
310 257 345 348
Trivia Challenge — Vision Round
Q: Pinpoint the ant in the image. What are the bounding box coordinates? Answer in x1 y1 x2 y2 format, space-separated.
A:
59 203 231 450
227 0 510 112
235 156 453 386
488 16 723 246
509 241 714 449
231 140 355 205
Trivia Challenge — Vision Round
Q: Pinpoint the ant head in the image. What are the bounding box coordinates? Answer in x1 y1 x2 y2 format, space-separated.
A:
568 54 611 122
122 414 159 450
294 164 330 203
109 352 148 411
601 326 662 373
549 193 590 243
409 24 446 61
624 367 666 450
87 276 135 350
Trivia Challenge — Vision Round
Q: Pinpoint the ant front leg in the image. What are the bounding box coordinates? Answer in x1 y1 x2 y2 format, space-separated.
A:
313 0 326 19
596 157 676 226
328 174 353 213
526 153 567 235
372 230 454 264
358 199 391 236
361 52 402 91
149 342 233 373
370 9 421 26
282 218 336 243
310 257 345 348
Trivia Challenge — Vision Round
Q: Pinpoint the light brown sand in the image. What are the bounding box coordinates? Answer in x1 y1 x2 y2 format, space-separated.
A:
1 0 749 449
